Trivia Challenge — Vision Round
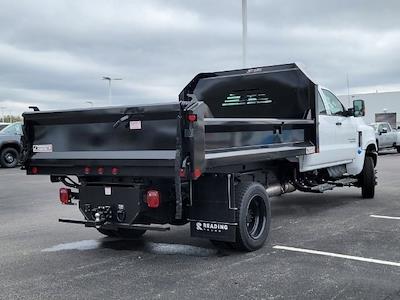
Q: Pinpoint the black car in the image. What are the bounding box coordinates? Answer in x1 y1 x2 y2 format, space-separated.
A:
0 122 23 168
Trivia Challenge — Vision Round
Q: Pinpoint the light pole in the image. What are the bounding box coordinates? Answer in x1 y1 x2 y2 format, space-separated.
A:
242 0 247 68
102 77 122 105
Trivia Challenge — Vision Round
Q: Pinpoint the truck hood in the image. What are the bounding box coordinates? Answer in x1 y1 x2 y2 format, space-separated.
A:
0 133 21 142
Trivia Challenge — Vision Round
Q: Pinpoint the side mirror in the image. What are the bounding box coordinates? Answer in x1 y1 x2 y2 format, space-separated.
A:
353 99 365 117
381 128 388 134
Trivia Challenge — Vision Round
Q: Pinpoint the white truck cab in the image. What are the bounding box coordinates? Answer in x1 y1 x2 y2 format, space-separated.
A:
300 86 377 176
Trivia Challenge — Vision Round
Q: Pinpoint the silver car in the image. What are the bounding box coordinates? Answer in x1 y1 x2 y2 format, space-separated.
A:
370 122 400 153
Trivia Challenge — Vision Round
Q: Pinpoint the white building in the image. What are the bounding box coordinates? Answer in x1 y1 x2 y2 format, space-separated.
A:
338 91 400 128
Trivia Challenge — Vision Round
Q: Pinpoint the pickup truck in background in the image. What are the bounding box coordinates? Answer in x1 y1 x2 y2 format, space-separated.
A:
0 122 23 168
22 63 378 251
370 122 400 153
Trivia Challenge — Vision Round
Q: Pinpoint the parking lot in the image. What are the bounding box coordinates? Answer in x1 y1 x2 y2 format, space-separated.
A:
0 152 399 299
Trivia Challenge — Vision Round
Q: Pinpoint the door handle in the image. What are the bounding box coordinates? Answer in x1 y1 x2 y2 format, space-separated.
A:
336 122 342 126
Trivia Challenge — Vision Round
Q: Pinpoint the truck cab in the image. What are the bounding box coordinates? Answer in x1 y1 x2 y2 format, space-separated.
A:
301 86 376 175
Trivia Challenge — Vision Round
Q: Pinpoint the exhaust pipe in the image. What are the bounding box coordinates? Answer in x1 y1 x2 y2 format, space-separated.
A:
266 183 296 197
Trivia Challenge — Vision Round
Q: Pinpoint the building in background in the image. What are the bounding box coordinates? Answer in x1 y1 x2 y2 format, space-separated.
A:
338 91 400 129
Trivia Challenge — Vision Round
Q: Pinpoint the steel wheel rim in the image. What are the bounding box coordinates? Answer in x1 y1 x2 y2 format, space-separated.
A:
246 195 266 239
5 152 16 164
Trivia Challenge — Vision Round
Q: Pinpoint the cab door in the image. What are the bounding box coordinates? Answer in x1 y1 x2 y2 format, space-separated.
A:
300 90 339 170
378 123 391 147
321 88 357 162
385 123 396 146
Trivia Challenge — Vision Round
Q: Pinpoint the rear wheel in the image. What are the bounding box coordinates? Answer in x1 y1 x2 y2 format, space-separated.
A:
360 156 376 199
233 182 271 251
396 146 400 153
0 147 19 168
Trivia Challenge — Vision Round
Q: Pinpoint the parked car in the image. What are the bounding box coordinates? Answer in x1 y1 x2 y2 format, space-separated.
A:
0 122 23 168
0 122 10 131
370 122 400 153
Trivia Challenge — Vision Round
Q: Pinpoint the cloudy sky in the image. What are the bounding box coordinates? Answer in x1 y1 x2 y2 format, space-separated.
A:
1 0 400 115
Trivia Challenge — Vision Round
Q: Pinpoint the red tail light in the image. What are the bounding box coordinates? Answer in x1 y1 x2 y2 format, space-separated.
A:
31 167 38 174
187 114 197 122
111 167 119 175
59 188 71 204
97 167 104 175
146 190 160 208
84 166 91 174
193 168 202 179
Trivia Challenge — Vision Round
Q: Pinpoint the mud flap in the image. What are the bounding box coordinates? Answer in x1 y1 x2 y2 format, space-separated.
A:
189 174 237 242
190 220 236 242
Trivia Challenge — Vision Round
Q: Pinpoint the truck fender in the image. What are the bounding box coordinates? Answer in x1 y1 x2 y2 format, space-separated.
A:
346 140 377 175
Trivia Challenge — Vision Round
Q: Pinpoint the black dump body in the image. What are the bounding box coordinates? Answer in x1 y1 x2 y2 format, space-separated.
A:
23 103 181 177
23 63 317 177
22 63 318 241
180 63 318 173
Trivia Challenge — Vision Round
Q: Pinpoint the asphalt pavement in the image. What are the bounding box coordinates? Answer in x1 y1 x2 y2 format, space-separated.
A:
0 151 399 299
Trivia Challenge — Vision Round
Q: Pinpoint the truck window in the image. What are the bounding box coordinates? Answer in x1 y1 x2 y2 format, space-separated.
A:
378 124 387 132
322 89 345 116
318 93 327 115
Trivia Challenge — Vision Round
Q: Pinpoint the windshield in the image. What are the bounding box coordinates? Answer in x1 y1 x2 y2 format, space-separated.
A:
0 122 22 135
0 124 9 131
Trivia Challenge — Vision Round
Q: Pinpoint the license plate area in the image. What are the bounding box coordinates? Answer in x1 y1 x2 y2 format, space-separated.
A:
79 185 142 224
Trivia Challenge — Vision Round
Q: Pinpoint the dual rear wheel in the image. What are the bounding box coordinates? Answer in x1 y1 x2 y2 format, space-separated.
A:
211 182 271 252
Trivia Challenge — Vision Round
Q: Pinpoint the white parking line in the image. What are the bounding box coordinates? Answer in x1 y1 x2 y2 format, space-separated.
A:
370 214 400 220
273 245 400 267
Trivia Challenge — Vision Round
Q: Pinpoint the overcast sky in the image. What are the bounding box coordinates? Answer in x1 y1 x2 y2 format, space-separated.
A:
1 0 400 115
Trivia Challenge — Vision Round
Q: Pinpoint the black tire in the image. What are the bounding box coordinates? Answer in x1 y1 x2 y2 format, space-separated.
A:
233 182 271 251
0 147 19 168
397 146 400 153
360 156 376 199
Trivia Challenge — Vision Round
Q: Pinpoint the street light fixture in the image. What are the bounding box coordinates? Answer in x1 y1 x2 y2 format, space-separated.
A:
102 77 123 105
85 101 94 108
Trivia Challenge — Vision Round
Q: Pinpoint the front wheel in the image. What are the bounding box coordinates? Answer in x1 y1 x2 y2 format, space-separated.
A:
0 147 19 168
360 156 376 199
233 182 271 251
